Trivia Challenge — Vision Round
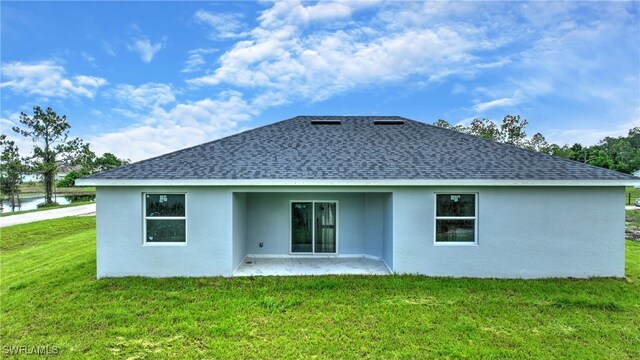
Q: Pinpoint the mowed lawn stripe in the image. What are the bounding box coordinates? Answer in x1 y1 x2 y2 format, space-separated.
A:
1 217 639 359
1 230 95 284
1 216 96 251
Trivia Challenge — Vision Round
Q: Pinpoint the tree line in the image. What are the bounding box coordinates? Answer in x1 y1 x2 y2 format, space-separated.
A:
434 115 640 175
1 106 129 211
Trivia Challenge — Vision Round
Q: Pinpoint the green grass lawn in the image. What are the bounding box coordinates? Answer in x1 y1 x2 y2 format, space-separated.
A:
625 186 640 205
1 218 639 358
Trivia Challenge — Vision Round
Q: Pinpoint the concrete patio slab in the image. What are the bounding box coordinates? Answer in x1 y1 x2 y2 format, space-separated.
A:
233 256 391 276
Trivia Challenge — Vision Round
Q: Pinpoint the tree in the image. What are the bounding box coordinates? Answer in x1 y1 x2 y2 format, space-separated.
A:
468 118 500 141
0 135 26 211
74 142 97 172
546 143 572 158
434 114 640 174
434 115 530 147
525 133 550 153
433 119 466 132
609 140 634 173
94 152 129 172
569 143 588 162
434 119 452 129
627 127 640 148
13 106 81 206
56 145 129 188
499 115 528 146
587 149 613 169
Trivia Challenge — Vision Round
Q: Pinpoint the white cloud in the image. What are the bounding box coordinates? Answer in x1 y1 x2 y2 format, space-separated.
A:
89 91 255 161
467 5 639 132
546 119 639 146
181 48 217 73
81 51 96 65
110 83 176 109
112 107 144 120
0 112 45 156
257 1 356 28
472 95 521 113
127 37 165 63
250 91 290 109
451 83 466 95
75 75 106 89
102 41 117 57
188 1 491 104
193 9 249 39
0 60 107 98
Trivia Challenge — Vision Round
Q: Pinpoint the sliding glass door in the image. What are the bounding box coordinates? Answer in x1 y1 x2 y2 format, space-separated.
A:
291 202 313 253
314 202 336 253
291 201 337 254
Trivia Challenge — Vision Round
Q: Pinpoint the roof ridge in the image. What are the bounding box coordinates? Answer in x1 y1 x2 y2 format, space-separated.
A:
297 115 404 119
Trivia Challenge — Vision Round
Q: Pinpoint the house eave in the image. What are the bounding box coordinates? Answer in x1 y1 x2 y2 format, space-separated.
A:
75 178 640 187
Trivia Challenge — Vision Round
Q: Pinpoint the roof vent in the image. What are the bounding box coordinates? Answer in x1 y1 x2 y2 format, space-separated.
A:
311 119 342 125
373 119 405 125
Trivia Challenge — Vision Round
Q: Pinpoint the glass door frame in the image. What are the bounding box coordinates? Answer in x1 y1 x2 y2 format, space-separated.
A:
289 200 339 255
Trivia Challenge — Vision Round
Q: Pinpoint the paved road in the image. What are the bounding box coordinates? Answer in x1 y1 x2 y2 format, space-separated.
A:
626 205 639 211
0 204 96 228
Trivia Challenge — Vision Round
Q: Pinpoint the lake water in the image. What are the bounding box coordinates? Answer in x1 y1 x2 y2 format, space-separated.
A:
1 194 95 213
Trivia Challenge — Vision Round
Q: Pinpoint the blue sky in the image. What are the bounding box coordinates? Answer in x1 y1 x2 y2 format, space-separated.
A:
1 1 639 161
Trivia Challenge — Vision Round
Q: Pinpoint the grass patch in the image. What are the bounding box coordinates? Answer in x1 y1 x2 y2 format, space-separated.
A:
1 218 639 358
551 296 624 311
625 186 640 206
0 201 94 217
17 182 95 195
0 216 95 251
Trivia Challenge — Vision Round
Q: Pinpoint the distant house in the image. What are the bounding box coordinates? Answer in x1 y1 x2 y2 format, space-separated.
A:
21 171 68 183
20 174 39 183
634 170 640 189
77 116 640 278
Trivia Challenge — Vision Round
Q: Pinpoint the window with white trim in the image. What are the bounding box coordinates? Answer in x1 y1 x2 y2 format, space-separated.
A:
144 193 186 244
435 193 477 244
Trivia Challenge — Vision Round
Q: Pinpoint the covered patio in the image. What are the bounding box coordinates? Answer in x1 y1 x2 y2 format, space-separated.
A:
233 256 391 276
232 191 394 276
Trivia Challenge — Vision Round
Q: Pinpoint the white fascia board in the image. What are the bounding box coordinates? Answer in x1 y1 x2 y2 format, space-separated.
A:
75 178 640 187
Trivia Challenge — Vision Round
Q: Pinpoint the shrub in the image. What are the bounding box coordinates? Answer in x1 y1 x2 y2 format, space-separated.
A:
37 202 60 208
55 170 86 188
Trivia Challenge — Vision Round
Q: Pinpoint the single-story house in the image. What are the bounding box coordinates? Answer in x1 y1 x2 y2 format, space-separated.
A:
77 116 640 278
634 170 640 189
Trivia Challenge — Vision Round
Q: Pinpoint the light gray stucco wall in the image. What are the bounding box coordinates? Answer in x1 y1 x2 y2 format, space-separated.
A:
391 186 624 278
245 192 388 257
232 193 247 271
382 193 393 269
95 185 623 278
363 193 384 258
96 187 234 277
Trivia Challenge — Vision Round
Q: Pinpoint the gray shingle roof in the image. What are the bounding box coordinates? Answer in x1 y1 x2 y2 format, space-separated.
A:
86 116 638 181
